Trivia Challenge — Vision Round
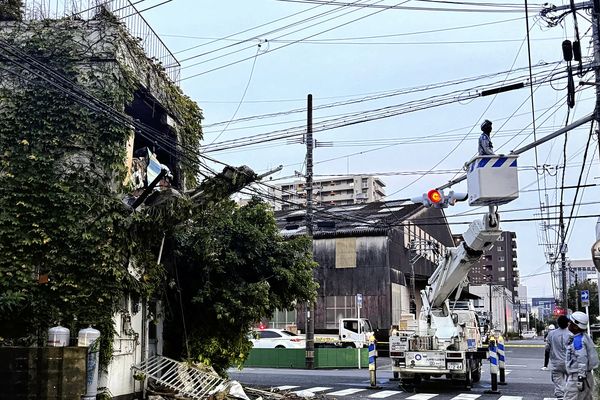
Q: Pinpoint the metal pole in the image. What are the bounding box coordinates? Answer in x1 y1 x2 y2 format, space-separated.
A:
560 203 568 310
489 281 494 331
587 305 591 335
305 94 315 370
357 302 361 369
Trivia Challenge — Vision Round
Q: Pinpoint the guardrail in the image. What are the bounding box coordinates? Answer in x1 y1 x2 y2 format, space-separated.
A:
21 0 180 84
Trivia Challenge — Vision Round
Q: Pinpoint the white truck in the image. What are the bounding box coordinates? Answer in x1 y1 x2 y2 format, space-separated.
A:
389 208 501 388
315 317 374 348
389 153 520 389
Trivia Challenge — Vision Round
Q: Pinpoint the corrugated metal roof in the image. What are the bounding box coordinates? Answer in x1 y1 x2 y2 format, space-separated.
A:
276 200 422 237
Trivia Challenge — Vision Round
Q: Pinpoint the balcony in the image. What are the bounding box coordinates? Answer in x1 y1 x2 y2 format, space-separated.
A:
22 0 181 83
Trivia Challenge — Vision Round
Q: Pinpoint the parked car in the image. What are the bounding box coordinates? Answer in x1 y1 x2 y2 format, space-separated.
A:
521 330 537 339
250 328 305 349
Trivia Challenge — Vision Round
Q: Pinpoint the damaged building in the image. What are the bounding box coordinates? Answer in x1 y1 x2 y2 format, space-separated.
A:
0 1 200 398
273 201 455 336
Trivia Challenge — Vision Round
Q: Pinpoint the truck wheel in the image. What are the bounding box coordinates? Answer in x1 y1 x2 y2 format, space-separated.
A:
344 344 355 349
275 345 285 349
472 362 481 383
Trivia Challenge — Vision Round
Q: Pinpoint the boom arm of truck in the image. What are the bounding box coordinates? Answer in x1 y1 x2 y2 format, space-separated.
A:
423 206 502 311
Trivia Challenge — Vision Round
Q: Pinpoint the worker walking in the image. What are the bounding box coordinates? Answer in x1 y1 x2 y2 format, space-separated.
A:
542 316 570 399
564 311 599 400
478 119 495 155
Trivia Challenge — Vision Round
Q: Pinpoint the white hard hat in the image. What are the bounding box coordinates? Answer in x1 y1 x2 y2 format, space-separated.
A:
548 324 555 330
570 311 589 329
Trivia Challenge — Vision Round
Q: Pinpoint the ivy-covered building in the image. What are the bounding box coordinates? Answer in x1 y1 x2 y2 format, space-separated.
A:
0 2 202 398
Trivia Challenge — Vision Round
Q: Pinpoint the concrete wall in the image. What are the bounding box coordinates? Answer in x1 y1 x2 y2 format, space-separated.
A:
0 347 87 400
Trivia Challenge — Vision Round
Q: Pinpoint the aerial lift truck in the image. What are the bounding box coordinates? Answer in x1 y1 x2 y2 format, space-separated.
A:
389 154 519 388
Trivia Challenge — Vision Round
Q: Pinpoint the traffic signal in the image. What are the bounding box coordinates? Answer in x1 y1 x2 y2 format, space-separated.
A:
411 189 467 208
427 189 443 205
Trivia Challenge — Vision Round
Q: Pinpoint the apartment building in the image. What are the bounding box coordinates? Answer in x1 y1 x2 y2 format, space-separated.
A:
270 175 386 210
455 231 520 299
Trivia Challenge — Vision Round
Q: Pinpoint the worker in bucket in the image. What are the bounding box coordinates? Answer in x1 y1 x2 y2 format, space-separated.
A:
478 119 495 155
564 311 599 399
542 316 570 399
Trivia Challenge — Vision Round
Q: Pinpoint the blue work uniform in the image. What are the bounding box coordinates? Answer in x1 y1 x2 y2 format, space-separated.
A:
546 327 571 398
564 333 599 399
478 133 494 155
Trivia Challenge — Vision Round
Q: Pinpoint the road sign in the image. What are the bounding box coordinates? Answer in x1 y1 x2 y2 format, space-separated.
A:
581 290 590 307
357 293 363 308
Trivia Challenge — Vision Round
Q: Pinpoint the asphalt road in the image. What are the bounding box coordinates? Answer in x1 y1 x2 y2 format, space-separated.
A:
228 339 556 400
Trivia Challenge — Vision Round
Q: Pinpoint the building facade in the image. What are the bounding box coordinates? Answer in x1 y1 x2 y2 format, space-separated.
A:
270 175 386 210
273 200 455 335
568 259 597 287
457 231 519 299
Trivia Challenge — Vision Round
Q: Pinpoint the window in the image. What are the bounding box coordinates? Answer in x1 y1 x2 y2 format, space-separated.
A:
343 319 359 333
269 309 297 329
325 295 357 329
498 256 505 262
336 238 357 268
497 246 503 252
498 267 505 272
259 330 282 339
499 277 506 282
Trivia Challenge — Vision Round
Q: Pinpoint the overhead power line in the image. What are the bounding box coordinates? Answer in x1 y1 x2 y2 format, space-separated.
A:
274 0 545 13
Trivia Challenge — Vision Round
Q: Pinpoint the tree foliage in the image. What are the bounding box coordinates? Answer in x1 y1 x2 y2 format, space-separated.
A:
165 198 317 374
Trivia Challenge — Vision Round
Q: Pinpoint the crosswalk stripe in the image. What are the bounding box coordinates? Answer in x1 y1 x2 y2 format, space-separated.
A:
450 394 480 400
497 396 523 400
406 394 438 400
368 390 403 398
327 388 367 396
304 387 333 393
275 385 299 391
543 398 559 400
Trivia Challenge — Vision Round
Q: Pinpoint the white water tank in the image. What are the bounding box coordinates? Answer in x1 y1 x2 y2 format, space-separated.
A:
47 326 70 347
77 326 101 347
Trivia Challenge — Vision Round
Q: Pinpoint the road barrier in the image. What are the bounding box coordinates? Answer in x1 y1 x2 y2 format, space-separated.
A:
367 336 381 389
497 335 507 385
244 348 368 369
484 337 501 394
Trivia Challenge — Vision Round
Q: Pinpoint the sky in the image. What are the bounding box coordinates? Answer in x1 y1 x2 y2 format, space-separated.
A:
134 0 599 300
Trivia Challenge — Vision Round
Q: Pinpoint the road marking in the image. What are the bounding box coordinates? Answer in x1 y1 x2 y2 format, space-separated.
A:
543 398 558 400
327 388 367 396
406 395 438 400
368 390 403 398
506 364 527 367
497 397 523 400
275 385 299 391
304 387 333 393
450 395 480 399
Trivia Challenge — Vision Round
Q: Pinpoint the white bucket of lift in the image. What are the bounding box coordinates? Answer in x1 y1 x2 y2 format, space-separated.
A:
47 326 70 347
466 154 519 206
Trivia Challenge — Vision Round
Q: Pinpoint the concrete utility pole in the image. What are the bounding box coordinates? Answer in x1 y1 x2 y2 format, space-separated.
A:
560 203 569 310
305 94 315 369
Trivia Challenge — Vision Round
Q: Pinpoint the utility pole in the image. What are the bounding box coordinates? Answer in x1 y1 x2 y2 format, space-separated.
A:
560 203 568 310
488 278 494 332
305 94 315 370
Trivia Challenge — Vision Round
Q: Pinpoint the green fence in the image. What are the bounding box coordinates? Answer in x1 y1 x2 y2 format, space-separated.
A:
244 348 368 369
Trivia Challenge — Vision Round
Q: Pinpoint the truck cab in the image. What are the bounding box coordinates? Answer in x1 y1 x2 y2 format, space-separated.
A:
340 318 373 348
